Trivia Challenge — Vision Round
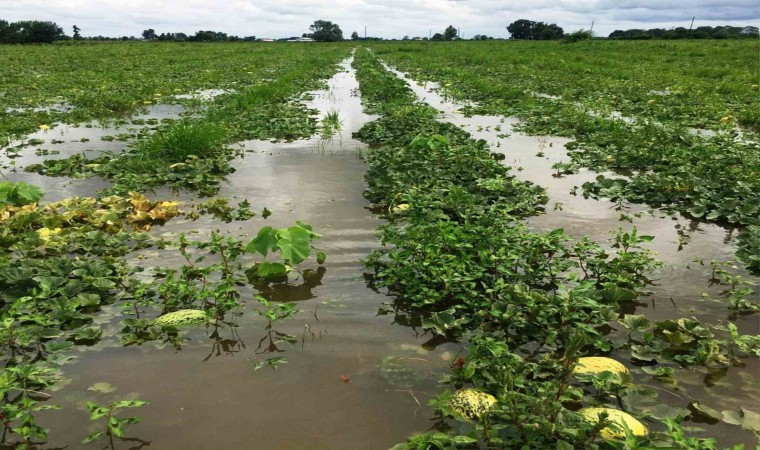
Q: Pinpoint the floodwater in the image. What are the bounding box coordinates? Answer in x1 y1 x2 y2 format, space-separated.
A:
1 59 457 449
1 54 757 448
386 65 760 447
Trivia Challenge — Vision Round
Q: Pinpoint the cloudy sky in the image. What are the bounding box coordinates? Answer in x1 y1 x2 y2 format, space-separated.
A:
1 0 758 39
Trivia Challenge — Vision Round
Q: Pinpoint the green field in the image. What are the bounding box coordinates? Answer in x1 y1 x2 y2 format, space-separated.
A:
0 41 758 449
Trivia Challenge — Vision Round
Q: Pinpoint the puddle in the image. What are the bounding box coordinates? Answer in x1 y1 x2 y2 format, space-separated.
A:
384 63 760 447
174 88 233 100
0 103 191 201
1 57 456 449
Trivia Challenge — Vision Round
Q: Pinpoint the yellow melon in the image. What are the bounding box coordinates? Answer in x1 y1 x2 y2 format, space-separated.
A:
573 357 629 376
580 407 648 439
450 389 497 421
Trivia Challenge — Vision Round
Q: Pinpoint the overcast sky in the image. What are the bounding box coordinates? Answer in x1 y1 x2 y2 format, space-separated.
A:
2 0 758 39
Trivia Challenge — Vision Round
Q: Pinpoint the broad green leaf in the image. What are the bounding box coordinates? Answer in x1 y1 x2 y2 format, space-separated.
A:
276 226 312 264
246 226 278 256
620 314 653 332
13 182 44 205
253 262 289 279
600 283 637 302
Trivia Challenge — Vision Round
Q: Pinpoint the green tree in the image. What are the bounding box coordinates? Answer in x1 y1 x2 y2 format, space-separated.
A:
443 25 458 40
142 28 156 40
73 25 81 40
351 31 360 41
507 19 564 40
309 20 343 42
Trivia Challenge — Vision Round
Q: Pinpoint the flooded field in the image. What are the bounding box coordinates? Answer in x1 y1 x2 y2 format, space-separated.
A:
1 41 758 449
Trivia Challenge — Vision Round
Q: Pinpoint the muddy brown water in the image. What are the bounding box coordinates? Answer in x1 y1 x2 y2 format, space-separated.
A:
1 55 757 448
1 59 457 449
388 66 760 447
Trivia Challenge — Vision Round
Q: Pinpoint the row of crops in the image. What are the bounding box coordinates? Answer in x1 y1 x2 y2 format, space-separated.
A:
0 40 757 448
350 45 759 448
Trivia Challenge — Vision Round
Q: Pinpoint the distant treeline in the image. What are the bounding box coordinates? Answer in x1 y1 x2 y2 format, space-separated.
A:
0 20 65 43
3 17 760 44
609 25 759 40
141 29 257 42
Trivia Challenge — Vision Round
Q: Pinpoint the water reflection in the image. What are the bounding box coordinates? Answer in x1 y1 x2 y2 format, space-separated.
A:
251 267 326 303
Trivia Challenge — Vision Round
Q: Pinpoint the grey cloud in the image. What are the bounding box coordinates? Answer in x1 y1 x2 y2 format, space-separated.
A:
0 0 757 38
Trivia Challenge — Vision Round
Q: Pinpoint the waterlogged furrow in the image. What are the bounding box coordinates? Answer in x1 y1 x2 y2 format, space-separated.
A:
351 48 759 448
8 45 348 198
0 43 348 147
371 42 760 275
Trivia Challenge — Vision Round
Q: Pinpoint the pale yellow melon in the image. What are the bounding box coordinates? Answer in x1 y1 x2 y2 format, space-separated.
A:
573 357 629 376
580 407 648 439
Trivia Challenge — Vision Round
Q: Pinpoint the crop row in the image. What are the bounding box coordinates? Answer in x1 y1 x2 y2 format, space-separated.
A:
369 41 760 274
0 42 347 146
351 48 759 448
14 44 348 197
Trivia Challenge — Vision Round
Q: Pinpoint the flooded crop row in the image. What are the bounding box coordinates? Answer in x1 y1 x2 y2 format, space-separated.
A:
1 41 757 449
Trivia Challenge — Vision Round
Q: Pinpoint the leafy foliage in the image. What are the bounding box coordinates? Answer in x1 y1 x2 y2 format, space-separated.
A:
352 47 759 448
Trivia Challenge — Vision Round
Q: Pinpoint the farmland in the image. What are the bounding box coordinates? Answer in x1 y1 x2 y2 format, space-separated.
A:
0 40 758 449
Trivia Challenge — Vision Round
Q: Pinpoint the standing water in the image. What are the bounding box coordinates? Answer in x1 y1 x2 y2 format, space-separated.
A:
1 58 457 449
381 63 759 447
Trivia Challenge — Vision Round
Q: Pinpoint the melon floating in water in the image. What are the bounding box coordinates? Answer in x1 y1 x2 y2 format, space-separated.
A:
573 357 629 376
153 309 207 327
580 407 648 439
450 389 497 421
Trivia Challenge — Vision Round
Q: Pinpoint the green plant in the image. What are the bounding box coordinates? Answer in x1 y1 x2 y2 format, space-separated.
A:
82 399 148 445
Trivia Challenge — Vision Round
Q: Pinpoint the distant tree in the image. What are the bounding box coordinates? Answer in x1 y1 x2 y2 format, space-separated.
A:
443 25 458 40
608 24 757 40
0 19 10 43
1 21 66 43
402 35 410 40
507 19 564 40
309 20 343 42
431 32 444 41
187 30 228 42
506 19 534 39
142 28 156 40
536 23 564 40
351 31 360 41
72 25 81 40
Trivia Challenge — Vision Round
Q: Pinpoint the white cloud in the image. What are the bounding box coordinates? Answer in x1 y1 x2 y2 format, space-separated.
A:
1 0 757 38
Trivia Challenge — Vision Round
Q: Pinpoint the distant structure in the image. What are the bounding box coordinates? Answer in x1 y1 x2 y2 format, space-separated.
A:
286 37 315 42
257 38 274 42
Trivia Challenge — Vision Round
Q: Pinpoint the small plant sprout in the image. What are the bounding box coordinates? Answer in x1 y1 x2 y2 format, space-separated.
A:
83 399 148 446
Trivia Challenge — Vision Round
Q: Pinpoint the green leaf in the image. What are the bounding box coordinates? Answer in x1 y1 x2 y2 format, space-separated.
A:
620 314 653 332
13 182 44 205
253 262 289 279
246 226 278 256
254 356 288 370
112 400 149 409
276 226 312 264
82 431 105 444
600 283 637 302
